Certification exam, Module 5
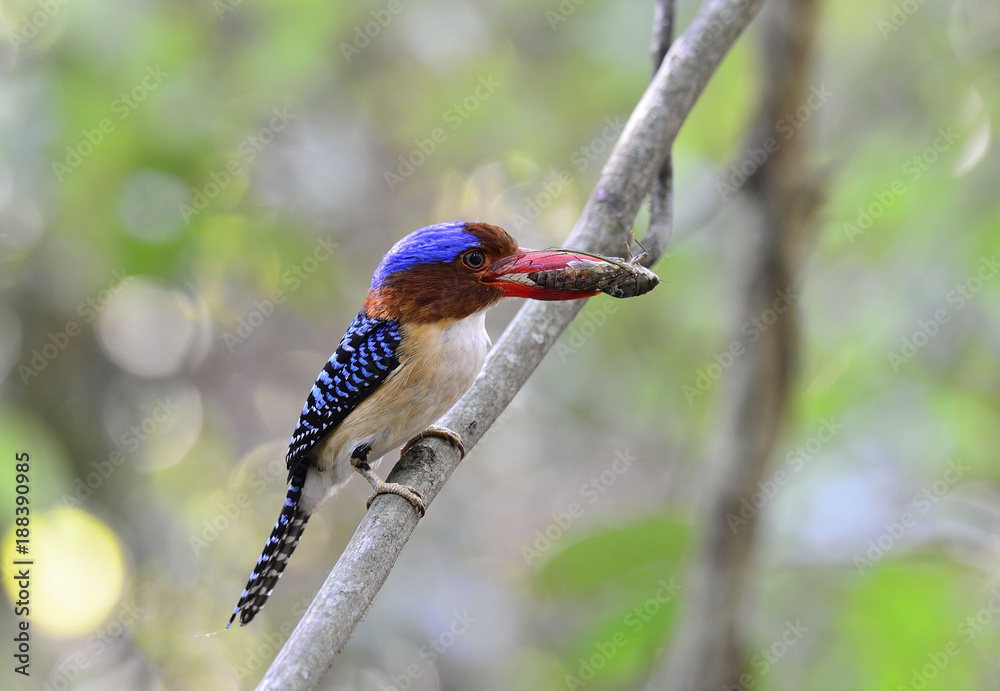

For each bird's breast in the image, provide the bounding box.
[316,311,491,473]
[395,311,493,409]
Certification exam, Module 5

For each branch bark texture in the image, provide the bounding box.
[651,0,822,689]
[256,1,764,688]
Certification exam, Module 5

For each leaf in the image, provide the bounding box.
[833,561,979,691]
[533,516,691,599]
[530,517,690,688]
[561,577,681,690]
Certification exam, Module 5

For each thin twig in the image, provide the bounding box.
[255,1,765,688]
[651,0,677,72]
[645,0,677,261]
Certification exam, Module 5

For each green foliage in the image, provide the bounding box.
[530,516,690,689]
[835,562,980,691]
[533,515,690,598]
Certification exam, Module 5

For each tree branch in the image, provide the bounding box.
[645,0,677,260]
[255,1,764,688]
[650,0,822,688]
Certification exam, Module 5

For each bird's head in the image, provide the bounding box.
[363,221,600,323]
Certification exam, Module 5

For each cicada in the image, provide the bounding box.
[493,247,659,299]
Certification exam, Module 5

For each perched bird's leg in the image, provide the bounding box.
[400,424,466,460]
[351,446,426,517]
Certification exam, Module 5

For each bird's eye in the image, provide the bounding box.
[461,250,487,270]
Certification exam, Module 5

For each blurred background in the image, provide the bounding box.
[1,0,999,689]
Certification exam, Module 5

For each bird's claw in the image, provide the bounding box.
[366,482,426,517]
[400,424,466,460]
[353,460,426,517]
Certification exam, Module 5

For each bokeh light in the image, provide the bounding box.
[97,280,199,379]
[2,507,126,638]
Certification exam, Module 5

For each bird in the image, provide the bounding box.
[228,221,604,627]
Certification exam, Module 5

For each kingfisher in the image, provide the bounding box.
[228,221,607,627]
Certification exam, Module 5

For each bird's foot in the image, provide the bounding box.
[400,424,466,460]
[353,462,426,517]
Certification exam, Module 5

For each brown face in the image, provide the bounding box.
[363,223,520,324]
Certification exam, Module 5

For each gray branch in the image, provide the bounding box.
[255,1,764,688]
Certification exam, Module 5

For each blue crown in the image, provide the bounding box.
[370,222,479,289]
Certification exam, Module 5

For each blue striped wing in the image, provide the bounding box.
[285,311,403,476]
[230,311,403,627]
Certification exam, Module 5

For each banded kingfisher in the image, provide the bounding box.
[228,221,607,627]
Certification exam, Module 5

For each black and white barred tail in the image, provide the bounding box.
[228,466,310,627]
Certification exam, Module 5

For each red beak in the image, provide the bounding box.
[481,248,605,300]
